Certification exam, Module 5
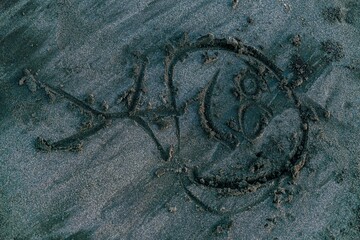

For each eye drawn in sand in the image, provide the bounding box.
[21,34,339,216]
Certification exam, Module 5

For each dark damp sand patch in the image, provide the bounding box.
[322,2,360,26]
[322,7,345,23]
[321,40,345,62]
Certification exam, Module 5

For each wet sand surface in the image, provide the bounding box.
[1,0,360,239]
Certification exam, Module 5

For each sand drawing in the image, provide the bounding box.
[21,34,338,216]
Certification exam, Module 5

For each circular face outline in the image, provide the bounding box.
[164,36,309,215]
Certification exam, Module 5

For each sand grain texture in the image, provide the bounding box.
[0,0,359,239]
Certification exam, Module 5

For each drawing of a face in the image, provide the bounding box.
[164,38,307,214]
[25,35,309,216]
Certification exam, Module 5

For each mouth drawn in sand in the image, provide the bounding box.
[20,34,340,215]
